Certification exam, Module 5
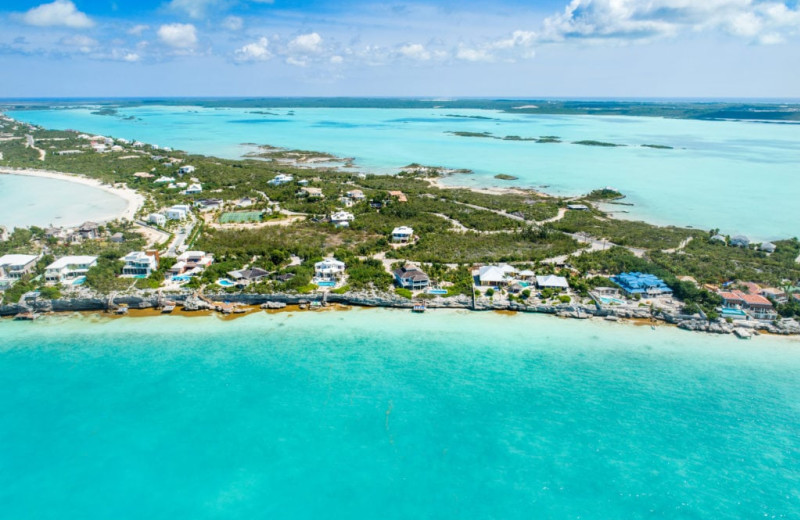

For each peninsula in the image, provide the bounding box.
[1,114,799,339]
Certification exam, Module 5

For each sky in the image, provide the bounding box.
[1,0,799,98]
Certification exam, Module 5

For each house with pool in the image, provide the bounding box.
[314,258,346,287]
[391,226,414,243]
[169,251,214,280]
[120,251,159,278]
[394,265,430,290]
[611,272,672,296]
[45,256,98,284]
[719,290,777,320]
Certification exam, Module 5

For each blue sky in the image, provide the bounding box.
[1,0,799,98]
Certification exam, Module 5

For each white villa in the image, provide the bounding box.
[0,254,38,289]
[154,176,175,184]
[268,174,294,186]
[149,213,167,226]
[177,165,196,175]
[330,211,355,227]
[338,196,354,208]
[166,204,191,221]
[298,187,324,199]
[536,274,569,290]
[120,251,158,278]
[391,226,414,243]
[170,251,214,278]
[45,256,98,284]
[314,258,346,282]
[477,264,517,286]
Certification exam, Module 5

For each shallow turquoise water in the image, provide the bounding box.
[1,309,799,519]
[0,174,128,229]
[8,106,800,239]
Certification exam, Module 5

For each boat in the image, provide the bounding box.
[114,305,129,315]
[161,304,175,313]
[412,302,426,313]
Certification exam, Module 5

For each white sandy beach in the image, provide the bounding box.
[0,167,144,223]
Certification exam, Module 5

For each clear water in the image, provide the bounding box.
[7,106,800,239]
[70,276,86,286]
[1,309,798,519]
[217,279,235,287]
[0,174,128,229]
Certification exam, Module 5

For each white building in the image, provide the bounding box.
[120,251,158,278]
[298,187,324,199]
[170,251,214,277]
[330,211,355,227]
[184,183,203,195]
[314,258,346,281]
[391,226,414,243]
[178,165,196,176]
[346,189,365,201]
[165,205,191,221]
[478,264,517,286]
[338,196,354,208]
[237,197,254,208]
[45,256,98,283]
[536,274,569,290]
[268,174,294,186]
[0,254,38,289]
[154,176,175,184]
[149,213,167,226]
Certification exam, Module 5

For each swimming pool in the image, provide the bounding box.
[71,276,86,286]
[217,279,236,287]
[427,289,448,295]
[722,308,747,318]
[316,281,336,287]
[171,275,192,282]
[599,296,625,305]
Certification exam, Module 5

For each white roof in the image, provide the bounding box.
[0,254,38,266]
[518,269,535,276]
[536,274,569,288]
[392,226,414,235]
[47,256,97,269]
[331,211,354,221]
[315,259,345,270]
[479,265,509,283]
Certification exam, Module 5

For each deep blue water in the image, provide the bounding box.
[1,310,799,519]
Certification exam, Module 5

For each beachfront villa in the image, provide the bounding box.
[0,254,38,289]
[760,287,787,303]
[536,274,570,290]
[394,265,430,290]
[477,264,517,286]
[227,268,270,284]
[346,189,366,201]
[177,165,195,176]
[149,213,167,227]
[120,251,159,278]
[330,211,355,227]
[45,256,98,284]
[391,226,414,243]
[154,176,175,184]
[268,174,294,186]
[169,251,214,278]
[719,290,777,320]
[184,183,203,195]
[166,204,191,221]
[314,258,346,282]
[612,272,673,296]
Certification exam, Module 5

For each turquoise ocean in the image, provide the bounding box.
[1,309,799,519]
[7,106,800,240]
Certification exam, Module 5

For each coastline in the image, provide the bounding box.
[0,167,144,223]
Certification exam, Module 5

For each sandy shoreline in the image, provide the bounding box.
[425,176,552,198]
[0,167,144,223]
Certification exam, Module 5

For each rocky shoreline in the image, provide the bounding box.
[3,291,799,338]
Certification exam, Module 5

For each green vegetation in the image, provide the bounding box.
[572,140,624,147]
[494,174,518,181]
[641,144,674,150]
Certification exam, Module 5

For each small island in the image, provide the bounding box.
[494,174,519,181]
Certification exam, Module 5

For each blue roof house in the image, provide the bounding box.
[611,272,673,296]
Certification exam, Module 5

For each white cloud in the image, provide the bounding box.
[456,47,493,62]
[167,0,218,19]
[398,43,431,61]
[235,37,272,62]
[61,34,97,53]
[288,32,323,54]
[286,56,308,67]
[330,55,344,64]
[127,24,149,36]
[539,0,800,45]
[222,16,243,31]
[22,0,94,29]
[122,53,141,62]
[158,23,198,49]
